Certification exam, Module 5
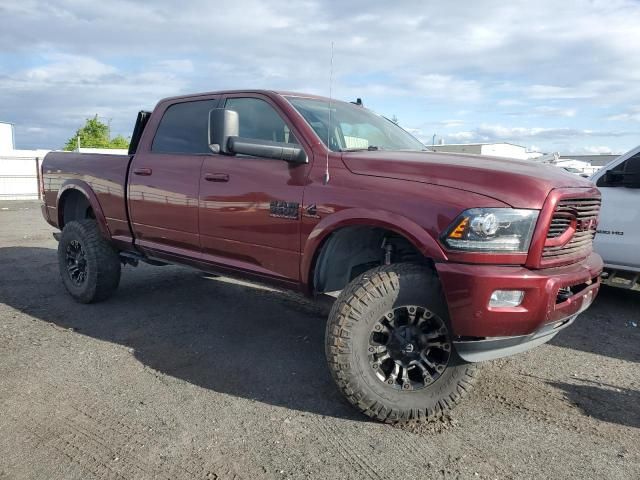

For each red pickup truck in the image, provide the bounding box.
[41,90,602,423]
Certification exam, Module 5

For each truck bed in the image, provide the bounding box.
[42,151,133,243]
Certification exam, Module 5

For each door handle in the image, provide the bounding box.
[204,173,230,182]
[133,167,153,176]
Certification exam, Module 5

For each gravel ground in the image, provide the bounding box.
[0,201,638,480]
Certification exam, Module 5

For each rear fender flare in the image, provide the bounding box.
[57,180,111,238]
[301,208,447,293]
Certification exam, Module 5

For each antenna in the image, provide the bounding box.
[323,41,334,185]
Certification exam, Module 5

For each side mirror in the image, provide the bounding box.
[209,108,307,163]
[209,108,239,154]
[228,137,308,164]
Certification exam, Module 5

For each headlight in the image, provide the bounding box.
[442,208,539,253]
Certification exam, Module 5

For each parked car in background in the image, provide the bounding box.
[40,90,603,423]
[562,166,590,178]
[591,146,640,291]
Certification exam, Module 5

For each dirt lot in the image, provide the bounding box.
[0,201,638,480]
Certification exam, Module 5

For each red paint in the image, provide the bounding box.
[526,186,600,269]
[437,252,602,337]
[41,89,603,340]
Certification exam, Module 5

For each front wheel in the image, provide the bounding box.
[325,263,479,423]
[57,220,121,303]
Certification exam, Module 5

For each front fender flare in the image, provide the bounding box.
[300,208,447,293]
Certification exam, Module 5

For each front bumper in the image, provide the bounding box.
[436,252,602,361]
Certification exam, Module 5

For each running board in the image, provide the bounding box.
[120,250,167,267]
[601,268,640,291]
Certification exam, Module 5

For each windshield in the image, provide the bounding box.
[286,96,426,152]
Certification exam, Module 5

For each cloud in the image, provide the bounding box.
[24,54,118,83]
[1,0,640,151]
[407,74,483,102]
[446,131,476,142]
[606,106,640,122]
[445,124,632,144]
[498,104,577,118]
[497,99,527,107]
[581,146,617,154]
[440,120,465,128]
[525,84,597,100]
[562,145,622,155]
[0,53,190,148]
[533,106,576,118]
[157,60,194,74]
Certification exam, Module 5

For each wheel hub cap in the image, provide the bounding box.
[368,305,451,391]
[65,240,87,286]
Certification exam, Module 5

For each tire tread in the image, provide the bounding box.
[325,263,480,424]
[58,220,121,303]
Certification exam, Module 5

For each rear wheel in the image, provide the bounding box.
[58,220,121,303]
[325,263,479,423]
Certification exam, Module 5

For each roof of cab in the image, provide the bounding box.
[157,89,333,105]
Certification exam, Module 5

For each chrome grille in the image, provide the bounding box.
[542,197,601,262]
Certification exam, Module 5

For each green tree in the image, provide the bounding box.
[63,115,129,151]
[109,135,130,149]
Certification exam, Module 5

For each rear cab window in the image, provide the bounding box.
[152,99,218,154]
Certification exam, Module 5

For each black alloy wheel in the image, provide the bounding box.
[368,305,451,391]
[325,263,480,423]
[65,239,88,286]
[57,220,121,303]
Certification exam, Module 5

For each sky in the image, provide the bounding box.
[1,0,640,154]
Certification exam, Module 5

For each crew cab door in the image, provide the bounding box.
[593,148,640,270]
[198,94,312,284]
[128,96,219,257]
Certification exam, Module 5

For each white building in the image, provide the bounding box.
[0,122,50,200]
[0,124,130,200]
[0,150,51,201]
[0,122,15,151]
[76,147,128,155]
[430,142,531,160]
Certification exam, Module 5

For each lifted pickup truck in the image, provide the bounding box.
[41,90,602,423]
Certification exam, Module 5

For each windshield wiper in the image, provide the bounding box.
[341,145,380,152]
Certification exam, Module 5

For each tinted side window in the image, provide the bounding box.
[225,97,298,144]
[596,152,640,187]
[152,99,218,154]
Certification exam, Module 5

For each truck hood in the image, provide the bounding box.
[341,150,594,209]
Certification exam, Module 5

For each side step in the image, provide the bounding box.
[119,251,143,267]
[53,232,164,267]
[120,251,167,267]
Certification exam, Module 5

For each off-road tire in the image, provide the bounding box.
[58,220,121,303]
[325,263,480,423]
